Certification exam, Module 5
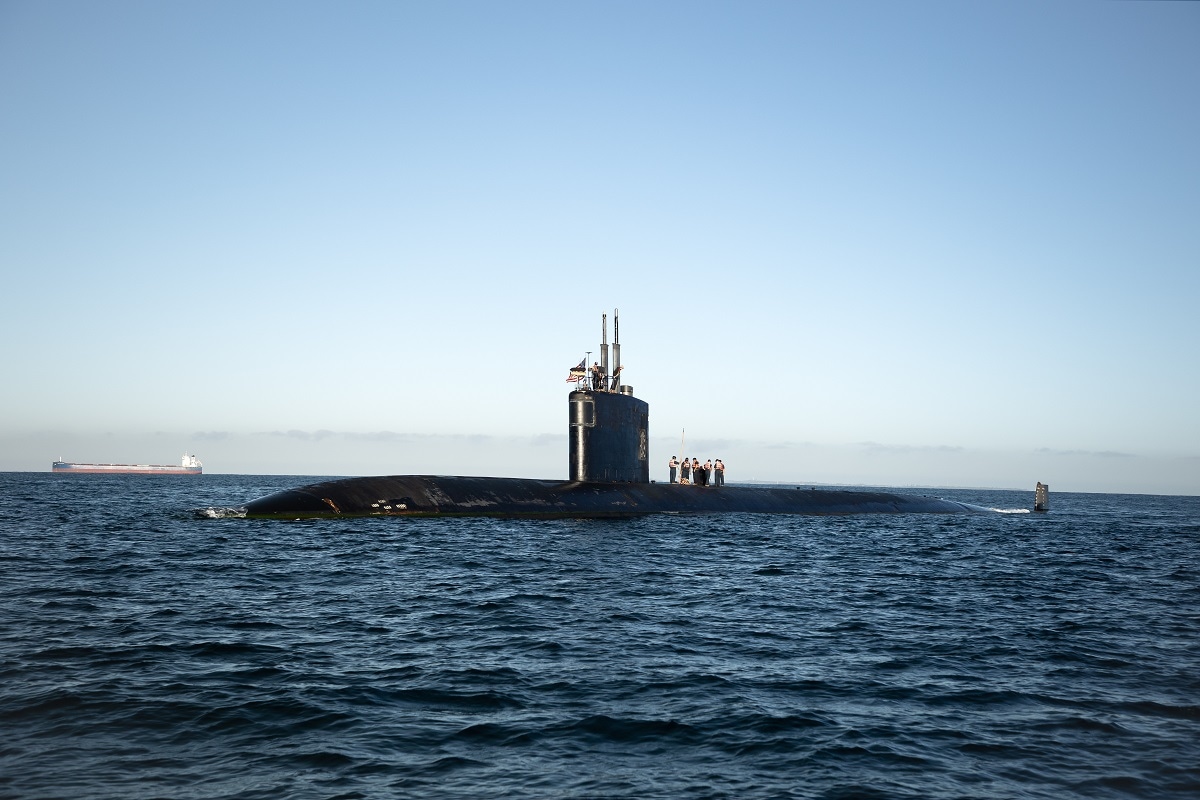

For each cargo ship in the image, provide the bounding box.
[52,453,203,475]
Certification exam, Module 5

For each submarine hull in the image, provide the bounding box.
[241,311,991,520]
[242,475,979,519]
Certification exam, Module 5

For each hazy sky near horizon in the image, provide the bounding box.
[2,1,1197,494]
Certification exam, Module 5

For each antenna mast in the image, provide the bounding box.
[612,308,621,391]
[600,312,609,391]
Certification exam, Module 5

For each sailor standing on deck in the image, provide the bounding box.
[668,456,679,484]
[714,459,725,486]
[680,457,691,485]
[703,459,713,487]
[590,362,604,391]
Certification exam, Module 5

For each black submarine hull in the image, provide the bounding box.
[242,475,981,519]
[242,312,999,520]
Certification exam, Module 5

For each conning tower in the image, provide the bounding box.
[568,309,650,483]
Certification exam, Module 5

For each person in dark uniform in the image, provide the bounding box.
[714,458,725,486]
[692,458,703,486]
[680,457,691,485]
[590,362,604,391]
[668,456,679,484]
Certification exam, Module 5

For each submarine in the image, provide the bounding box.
[244,310,983,519]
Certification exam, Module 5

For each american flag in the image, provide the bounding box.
[566,359,586,382]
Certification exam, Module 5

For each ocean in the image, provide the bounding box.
[1,472,1197,799]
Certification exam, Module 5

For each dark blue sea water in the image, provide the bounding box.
[1,473,1197,799]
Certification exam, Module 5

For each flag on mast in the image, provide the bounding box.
[566,359,586,382]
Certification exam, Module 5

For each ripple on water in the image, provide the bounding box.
[1,476,1198,799]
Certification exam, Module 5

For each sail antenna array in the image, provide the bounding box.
[600,313,609,390]
[1034,482,1049,512]
[612,308,621,391]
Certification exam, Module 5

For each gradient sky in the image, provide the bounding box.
[2,1,1197,494]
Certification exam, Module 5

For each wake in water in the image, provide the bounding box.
[194,506,247,519]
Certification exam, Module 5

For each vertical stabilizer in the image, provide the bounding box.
[1034,482,1049,512]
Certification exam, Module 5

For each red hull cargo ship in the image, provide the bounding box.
[52,453,203,475]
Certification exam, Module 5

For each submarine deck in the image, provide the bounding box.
[243,475,980,519]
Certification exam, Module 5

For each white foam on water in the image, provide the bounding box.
[195,506,247,519]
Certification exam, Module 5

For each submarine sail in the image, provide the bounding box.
[569,309,649,483]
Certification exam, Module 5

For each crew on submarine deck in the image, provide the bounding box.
[668,455,725,486]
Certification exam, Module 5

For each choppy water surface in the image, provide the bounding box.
[1,473,1197,799]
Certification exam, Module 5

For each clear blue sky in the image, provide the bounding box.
[2,1,1197,494]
